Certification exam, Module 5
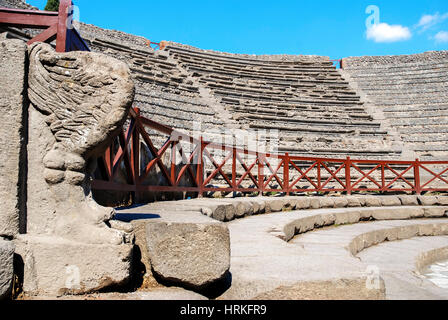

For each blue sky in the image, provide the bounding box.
[27,0,448,59]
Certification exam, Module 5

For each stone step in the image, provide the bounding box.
[383,104,448,113]
[248,122,387,136]
[181,57,340,77]
[392,117,448,126]
[348,71,448,82]
[241,113,380,128]
[345,62,448,74]
[167,45,333,68]
[229,106,371,120]
[385,110,448,119]
[186,65,350,86]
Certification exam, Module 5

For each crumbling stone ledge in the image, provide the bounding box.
[199,195,448,222]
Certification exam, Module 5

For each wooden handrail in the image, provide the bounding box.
[92,108,448,200]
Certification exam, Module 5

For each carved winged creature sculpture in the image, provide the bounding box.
[27,43,135,244]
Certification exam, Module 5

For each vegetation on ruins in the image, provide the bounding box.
[44,0,59,12]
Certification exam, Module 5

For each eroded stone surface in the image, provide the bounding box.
[0,238,14,300]
[14,235,133,296]
[0,38,27,237]
[146,222,230,290]
[26,42,135,245]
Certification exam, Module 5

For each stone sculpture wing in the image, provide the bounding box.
[27,42,134,157]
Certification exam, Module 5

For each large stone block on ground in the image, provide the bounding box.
[0,39,27,237]
[0,238,14,300]
[146,222,230,290]
[14,235,133,296]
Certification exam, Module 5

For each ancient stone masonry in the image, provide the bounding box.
[0,37,139,297]
[342,51,448,161]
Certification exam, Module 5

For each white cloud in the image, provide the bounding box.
[366,23,412,43]
[416,12,448,31]
[434,31,448,43]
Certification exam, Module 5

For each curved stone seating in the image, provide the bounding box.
[164,42,398,159]
[357,236,448,299]
[342,51,448,160]
[113,197,448,300]
[222,211,448,299]
[199,195,448,223]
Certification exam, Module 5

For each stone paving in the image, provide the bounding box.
[116,198,448,300]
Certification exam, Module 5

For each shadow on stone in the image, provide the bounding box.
[12,254,24,300]
[96,245,146,294]
[114,213,161,223]
[152,270,232,300]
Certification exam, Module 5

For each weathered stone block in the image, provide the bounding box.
[235,201,252,217]
[319,197,334,208]
[295,197,311,210]
[224,204,236,221]
[437,197,448,206]
[266,199,284,212]
[333,197,348,208]
[365,197,382,207]
[294,216,317,234]
[418,196,438,206]
[310,198,321,209]
[379,196,401,207]
[346,196,361,207]
[398,195,419,206]
[397,225,419,240]
[373,207,422,220]
[14,235,133,296]
[201,203,228,221]
[418,224,436,236]
[145,222,230,290]
[0,39,27,237]
[321,213,336,226]
[0,238,14,300]
[424,207,447,218]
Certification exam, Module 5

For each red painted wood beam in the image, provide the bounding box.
[56,0,71,52]
[0,10,58,28]
[27,23,57,45]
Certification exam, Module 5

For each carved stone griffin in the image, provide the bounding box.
[27,43,135,245]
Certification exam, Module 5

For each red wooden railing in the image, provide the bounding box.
[0,0,89,52]
[92,108,448,200]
